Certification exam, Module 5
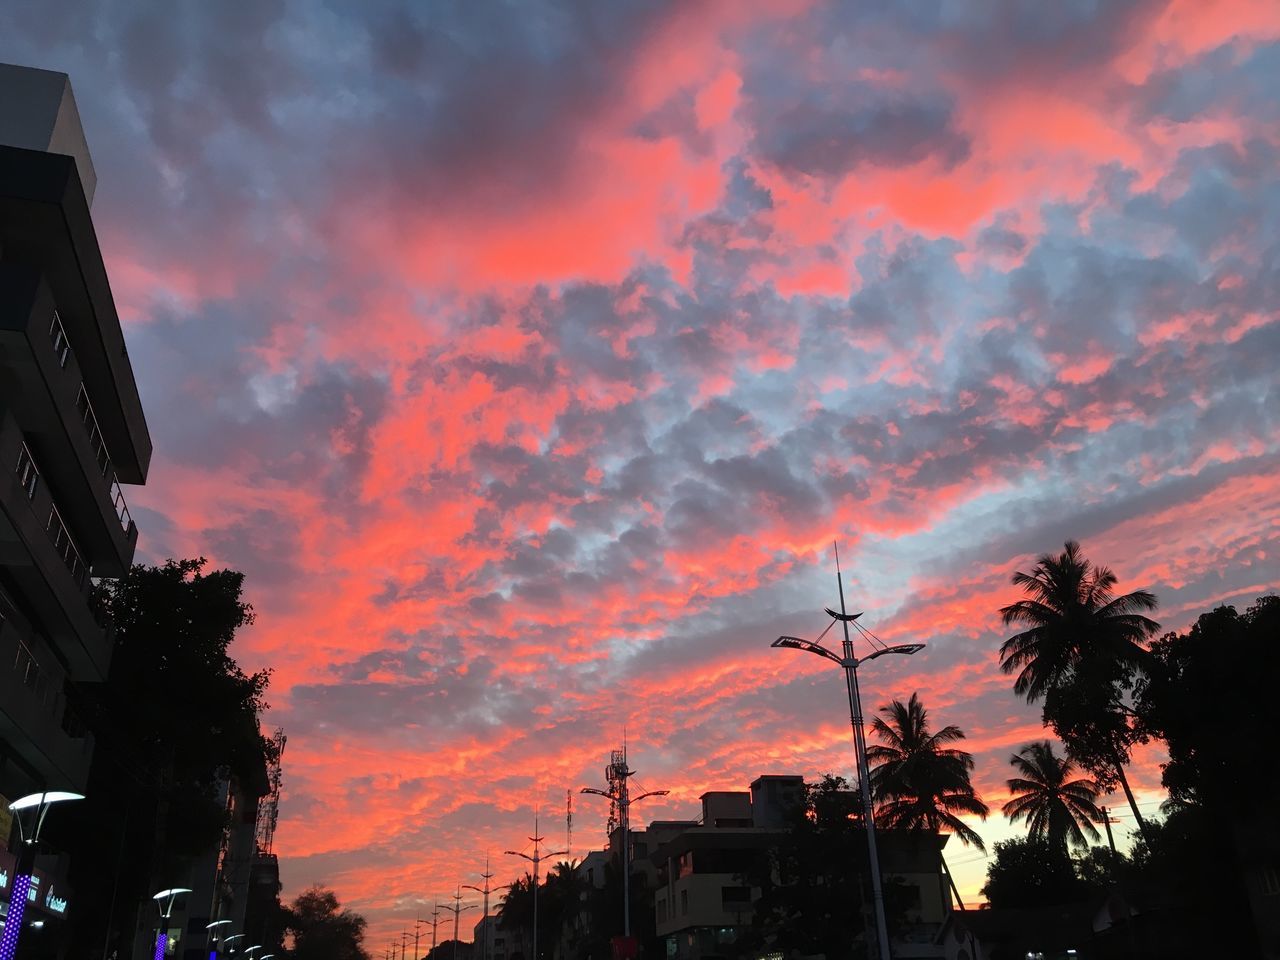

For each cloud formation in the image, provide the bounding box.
[3,0,1277,933]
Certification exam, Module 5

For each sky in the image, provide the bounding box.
[4,0,1280,943]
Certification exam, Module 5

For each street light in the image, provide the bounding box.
[505,812,566,960]
[580,753,668,939]
[152,888,194,960]
[439,888,477,960]
[0,792,83,960]
[771,553,924,960]
[206,919,233,960]
[222,934,246,955]
[463,858,509,960]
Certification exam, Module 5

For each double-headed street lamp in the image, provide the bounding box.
[771,554,924,960]
[580,758,667,939]
[0,792,83,960]
[463,859,509,960]
[505,813,565,960]
[440,889,477,960]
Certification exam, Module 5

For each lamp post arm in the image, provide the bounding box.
[629,790,669,805]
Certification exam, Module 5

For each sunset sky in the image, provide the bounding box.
[4,0,1279,943]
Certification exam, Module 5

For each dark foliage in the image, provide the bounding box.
[739,775,910,960]
[288,886,371,960]
[56,559,271,960]
[980,837,1085,908]
[1001,740,1102,851]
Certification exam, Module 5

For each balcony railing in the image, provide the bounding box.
[48,312,133,535]
[49,310,71,368]
[47,502,90,592]
[1,595,88,739]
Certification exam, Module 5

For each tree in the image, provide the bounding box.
[998,541,1158,833]
[1002,741,1103,851]
[867,693,989,850]
[980,838,1084,908]
[59,559,271,960]
[742,775,913,960]
[1135,596,1280,815]
[288,886,370,960]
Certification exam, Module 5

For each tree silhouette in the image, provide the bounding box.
[867,693,989,851]
[1001,740,1103,851]
[998,541,1158,833]
[288,885,370,960]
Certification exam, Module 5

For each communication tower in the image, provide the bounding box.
[255,727,287,856]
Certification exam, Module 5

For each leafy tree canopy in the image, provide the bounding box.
[980,838,1085,908]
[288,886,370,960]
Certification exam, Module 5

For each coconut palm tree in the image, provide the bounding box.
[1002,740,1104,851]
[998,540,1158,835]
[869,694,989,910]
[998,540,1158,701]
[868,693,989,848]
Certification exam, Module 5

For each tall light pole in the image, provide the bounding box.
[0,792,83,960]
[463,858,509,960]
[206,919,233,960]
[580,750,668,939]
[771,548,924,960]
[151,888,194,960]
[505,812,566,960]
[413,916,427,960]
[440,888,477,960]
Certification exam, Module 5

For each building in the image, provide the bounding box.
[649,775,953,960]
[0,61,151,953]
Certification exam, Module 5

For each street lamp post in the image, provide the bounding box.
[505,813,566,960]
[440,889,477,960]
[463,858,509,960]
[580,756,668,939]
[206,919,233,960]
[151,888,194,960]
[771,557,924,960]
[0,792,83,960]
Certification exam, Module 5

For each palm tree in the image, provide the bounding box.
[1002,740,1104,851]
[998,540,1158,834]
[998,540,1158,701]
[869,693,989,909]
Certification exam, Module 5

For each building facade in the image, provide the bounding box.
[0,61,151,954]
[649,775,954,960]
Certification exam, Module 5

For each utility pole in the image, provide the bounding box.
[1102,806,1118,855]
[505,811,567,960]
[414,915,427,960]
[581,746,669,938]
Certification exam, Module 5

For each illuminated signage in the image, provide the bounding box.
[0,869,7,890]
[44,887,68,915]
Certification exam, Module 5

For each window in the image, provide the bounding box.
[656,899,667,923]
[680,890,688,917]
[721,886,751,910]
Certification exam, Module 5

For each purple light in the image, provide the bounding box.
[0,874,32,960]
[154,930,166,960]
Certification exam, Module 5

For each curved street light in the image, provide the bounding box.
[152,888,193,960]
[771,553,924,960]
[0,793,84,960]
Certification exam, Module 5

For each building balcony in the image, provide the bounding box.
[0,409,114,682]
[0,599,93,791]
[0,262,138,576]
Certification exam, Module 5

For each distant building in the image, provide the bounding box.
[647,775,953,960]
[0,60,151,954]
